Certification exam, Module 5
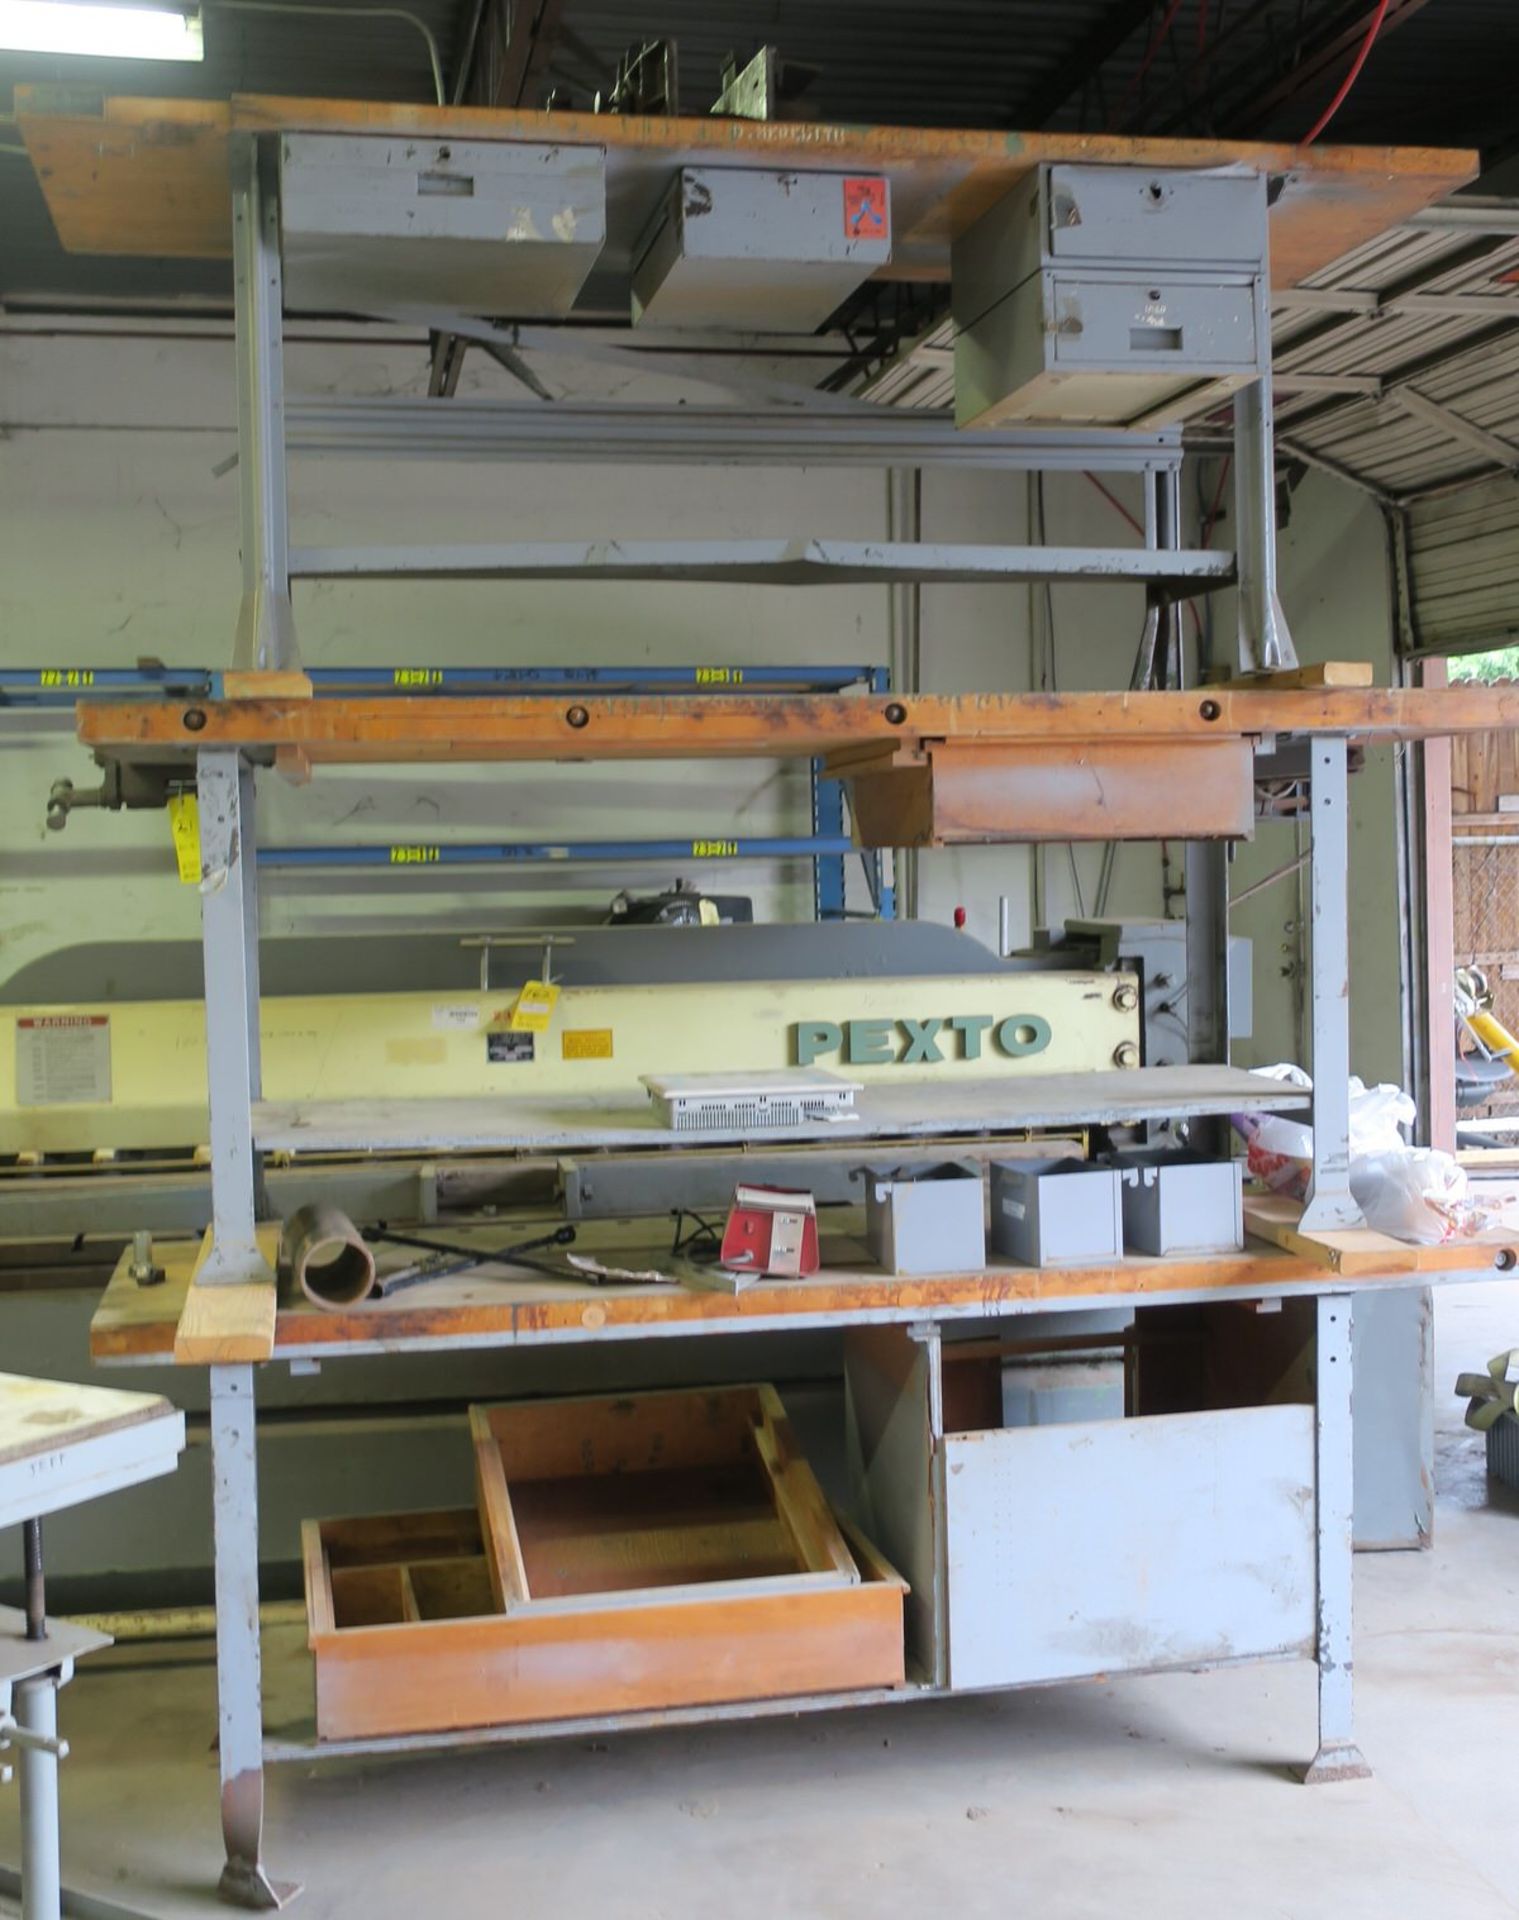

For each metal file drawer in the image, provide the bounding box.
[1043,164,1268,267]
[1048,276,1259,370]
[279,133,607,317]
[631,166,892,332]
[943,1406,1317,1689]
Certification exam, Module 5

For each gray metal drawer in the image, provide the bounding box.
[943,1405,1317,1690]
[1049,276,1259,371]
[279,133,607,317]
[1045,164,1267,267]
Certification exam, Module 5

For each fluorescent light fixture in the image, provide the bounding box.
[0,0,204,59]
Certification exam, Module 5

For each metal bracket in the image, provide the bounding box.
[1301,739,1365,1232]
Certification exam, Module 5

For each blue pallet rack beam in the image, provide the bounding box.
[259,836,858,870]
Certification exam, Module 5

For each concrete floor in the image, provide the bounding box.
[4,1284,1519,1920]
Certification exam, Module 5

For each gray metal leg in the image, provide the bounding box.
[197,751,275,1287]
[16,1677,60,1920]
[231,134,296,674]
[1301,1291,1371,1783]
[211,1367,298,1909]
[1301,737,1366,1231]
[1233,296,1298,675]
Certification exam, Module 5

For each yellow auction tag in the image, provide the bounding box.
[508,979,560,1033]
[167,792,201,884]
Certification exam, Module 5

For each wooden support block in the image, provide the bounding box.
[173,1224,281,1364]
[223,670,314,700]
[1220,662,1375,691]
[1243,1196,1420,1276]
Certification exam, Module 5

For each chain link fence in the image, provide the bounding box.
[1454,837,1519,1116]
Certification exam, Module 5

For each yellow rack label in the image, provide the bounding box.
[691,839,738,858]
[40,669,95,688]
[389,845,440,864]
[562,1028,614,1060]
[695,667,742,686]
[508,979,561,1034]
[393,668,443,688]
[167,792,201,884]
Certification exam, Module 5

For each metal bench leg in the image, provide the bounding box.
[211,1366,300,1909]
[1301,1291,1371,1783]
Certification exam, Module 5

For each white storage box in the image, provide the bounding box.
[865,1162,985,1276]
[1109,1151,1244,1256]
[990,1157,1123,1268]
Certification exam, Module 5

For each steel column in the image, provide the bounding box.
[1301,738,1365,1231]
[197,751,275,1286]
[1233,274,1298,673]
[211,1366,296,1909]
[1301,1292,1371,1783]
[231,135,296,674]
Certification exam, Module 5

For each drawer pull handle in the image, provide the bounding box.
[1131,326,1183,352]
[418,171,475,198]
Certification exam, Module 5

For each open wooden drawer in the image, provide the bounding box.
[303,1385,907,1741]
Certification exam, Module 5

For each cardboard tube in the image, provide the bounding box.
[283,1202,377,1308]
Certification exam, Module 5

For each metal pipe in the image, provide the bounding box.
[23,1518,44,1641]
[17,1677,61,1920]
[282,1202,377,1308]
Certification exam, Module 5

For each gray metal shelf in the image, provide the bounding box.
[287,539,1235,589]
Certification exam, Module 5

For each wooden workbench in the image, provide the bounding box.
[90,1201,1519,1368]
[15,89,1475,290]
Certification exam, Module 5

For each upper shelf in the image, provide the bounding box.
[14,88,1476,293]
[286,540,1235,590]
[251,1067,1309,1156]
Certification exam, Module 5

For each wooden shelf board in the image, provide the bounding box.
[77,686,1519,770]
[1242,1192,1519,1275]
[14,88,1475,291]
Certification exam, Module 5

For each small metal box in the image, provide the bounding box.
[990,1157,1123,1268]
[1109,1151,1245,1256]
[953,163,1268,429]
[632,167,891,332]
[279,134,607,318]
[865,1162,985,1276]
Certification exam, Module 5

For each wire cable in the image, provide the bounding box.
[212,0,446,106]
[1301,0,1392,144]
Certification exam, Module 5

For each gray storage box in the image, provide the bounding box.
[865,1161,985,1276]
[990,1157,1123,1268]
[279,134,607,317]
[953,163,1268,429]
[632,166,891,332]
[1109,1151,1244,1256]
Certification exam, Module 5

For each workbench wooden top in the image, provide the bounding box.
[77,685,1519,770]
[89,1203,1519,1368]
[15,88,1474,291]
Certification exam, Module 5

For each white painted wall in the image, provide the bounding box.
[0,323,1174,979]
[1228,469,1406,1087]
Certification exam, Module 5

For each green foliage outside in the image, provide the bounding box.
[1450,646,1519,683]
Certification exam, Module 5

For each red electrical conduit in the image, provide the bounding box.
[1301,0,1393,143]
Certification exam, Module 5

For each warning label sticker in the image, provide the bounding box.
[843,176,888,240]
[561,1029,614,1060]
[16,1015,112,1106]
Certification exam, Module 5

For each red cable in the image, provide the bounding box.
[1107,0,1185,131]
[1301,0,1392,144]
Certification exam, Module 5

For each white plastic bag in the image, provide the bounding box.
[1233,1066,1486,1243]
[1350,1148,1481,1247]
